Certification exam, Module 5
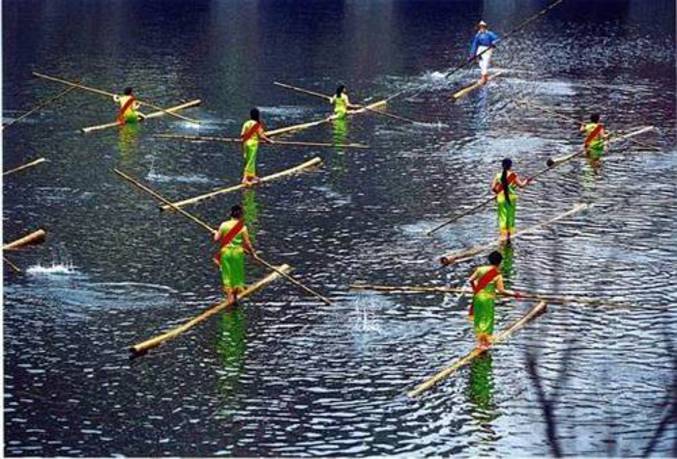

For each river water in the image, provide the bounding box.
[3,0,676,456]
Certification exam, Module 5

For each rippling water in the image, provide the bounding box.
[3,0,676,456]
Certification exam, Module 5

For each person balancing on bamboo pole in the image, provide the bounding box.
[468,251,520,351]
[492,158,531,243]
[213,204,255,304]
[241,108,274,186]
[329,85,360,118]
[469,20,500,85]
[580,113,608,161]
[113,87,146,124]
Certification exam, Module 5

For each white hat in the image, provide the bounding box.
[478,20,488,27]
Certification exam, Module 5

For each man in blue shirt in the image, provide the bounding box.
[469,20,500,85]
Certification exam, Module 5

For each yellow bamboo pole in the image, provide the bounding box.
[3,229,46,250]
[3,158,47,176]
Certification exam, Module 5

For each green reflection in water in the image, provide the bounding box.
[500,243,515,289]
[467,352,499,448]
[117,122,140,159]
[329,117,348,181]
[242,189,260,244]
[215,307,247,397]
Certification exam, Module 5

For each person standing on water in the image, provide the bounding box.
[329,85,360,118]
[580,113,608,160]
[241,108,274,185]
[213,205,255,304]
[113,87,145,124]
[469,20,500,85]
[468,251,519,350]
[491,158,530,242]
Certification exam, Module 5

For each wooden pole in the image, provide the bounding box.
[451,71,505,101]
[81,99,201,133]
[407,301,547,397]
[154,133,368,149]
[3,158,47,176]
[130,265,291,355]
[159,157,323,211]
[3,229,47,250]
[427,195,494,235]
[32,72,200,124]
[3,257,22,273]
[2,86,77,130]
[350,284,631,307]
[114,168,333,305]
[439,203,588,266]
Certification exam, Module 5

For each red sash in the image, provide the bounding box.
[117,96,136,124]
[492,172,517,194]
[212,219,244,265]
[472,266,499,294]
[241,122,263,143]
[584,123,604,148]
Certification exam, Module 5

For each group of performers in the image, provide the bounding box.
[110,20,611,345]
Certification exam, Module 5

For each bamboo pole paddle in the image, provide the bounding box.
[113,169,334,305]
[407,301,547,397]
[427,195,494,235]
[273,80,422,124]
[154,133,369,149]
[3,257,22,273]
[32,72,200,125]
[350,284,632,307]
[2,85,77,130]
[3,229,47,251]
[3,158,47,176]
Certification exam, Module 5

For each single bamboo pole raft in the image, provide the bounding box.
[265,99,387,137]
[32,72,199,124]
[160,157,323,211]
[408,301,547,397]
[130,264,291,355]
[451,70,506,101]
[440,203,589,266]
[350,283,631,307]
[154,133,368,149]
[3,158,47,176]
[81,99,201,133]
[3,229,47,250]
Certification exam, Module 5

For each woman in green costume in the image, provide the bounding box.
[213,205,255,304]
[491,158,530,242]
[329,85,359,118]
[468,251,518,350]
[579,113,607,160]
[240,108,274,185]
[113,87,145,124]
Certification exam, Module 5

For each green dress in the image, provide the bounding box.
[241,120,260,179]
[472,265,499,336]
[494,172,518,236]
[115,95,140,123]
[583,122,605,159]
[218,219,246,289]
[330,93,349,117]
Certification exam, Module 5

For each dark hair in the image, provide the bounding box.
[488,250,503,266]
[590,113,600,123]
[501,158,513,206]
[231,204,243,219]
[250,108,260,122]
[124,87,133,96]
[336,85,345,98]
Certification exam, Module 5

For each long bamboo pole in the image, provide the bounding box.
[2,85,78,131]
[32,72,199,124]
[130,265,291,355]
[3,158,47,176]
[3,257,22,273]
[159,157,323,211]
[81,99,201,133]
[407,301,547,397]
[350,284,631,307]
[3,229,47,251]
[439,203,588,266]
[154,133,368,149]
[113,168,333,305]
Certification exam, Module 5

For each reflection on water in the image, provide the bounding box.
[216,307,247,396]
[117,122,141,158]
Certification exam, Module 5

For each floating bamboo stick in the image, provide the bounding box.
[3,229,46,251]
[81,99,201,133]
[439,203,588,266]
[3,158,47,176]
[32,72,200,124]
[407,301,547,397]
[451,70,505,101]
[2,85,77,131]
[130,265,291,355]
[154,133,368,149]
[3,257,22,273]
[159,157,323,211]
[350,283,631,307]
